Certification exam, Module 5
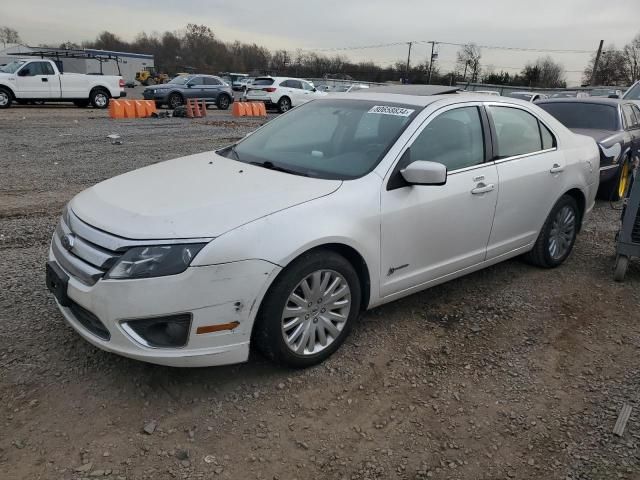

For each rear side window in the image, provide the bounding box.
[488,106,548,158]
[540,123,555,149]
[204,77,222,85]
[624,82,640,100]
[410,106,485,171]
[281,79,303,89]
[633,105,640,126]
[252,78,274,86]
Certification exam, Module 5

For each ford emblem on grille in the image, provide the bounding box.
[61,233,76,251]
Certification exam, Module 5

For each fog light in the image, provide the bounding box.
[121,314,191,348]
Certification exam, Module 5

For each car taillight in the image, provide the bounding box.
[263,87,276,92]
[119,79,125,88]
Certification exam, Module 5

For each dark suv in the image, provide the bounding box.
[143,75,234,110]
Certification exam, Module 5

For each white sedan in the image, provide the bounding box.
[47,93,599,368]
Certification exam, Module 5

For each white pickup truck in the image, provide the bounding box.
[0,58,126,109]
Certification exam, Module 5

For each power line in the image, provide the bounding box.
[307,39,595,54]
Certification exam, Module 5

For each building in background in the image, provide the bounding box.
[0,45,154,83]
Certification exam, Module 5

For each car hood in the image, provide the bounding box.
[569,128,620,144]
[70,152,342,239]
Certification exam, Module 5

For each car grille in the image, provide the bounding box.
[69,301,111,341]
[51,210,124,286]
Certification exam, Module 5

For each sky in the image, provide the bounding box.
[2,0,639,85]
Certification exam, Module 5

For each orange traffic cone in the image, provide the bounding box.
[200,99,207,117]
[108,100,125,119]
[232,102,245,117]
[257,102,267,116]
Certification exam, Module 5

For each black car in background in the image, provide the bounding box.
[537,98,640,200]
[143,74,234,110]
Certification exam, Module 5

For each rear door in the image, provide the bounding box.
[282,79,304,105]
[15,61,53,98]
[485,104,565,259]
[202,76,223,101]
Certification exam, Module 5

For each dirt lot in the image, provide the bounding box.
[1,104,639,480]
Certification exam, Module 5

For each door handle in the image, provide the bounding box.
[471,183,495,195]
[550,164,564,174]
[41,78,48,82]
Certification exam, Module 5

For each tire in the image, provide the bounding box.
[602,159,631,201]
[277,96,291,113]
[613,255,629,282]
[216,94,231,110]
[253,250,361,368]
[73,99,89,108]
[524,194,579,268]
[168,92,183,109]
[89,88,110,109]
[0,88,12,109]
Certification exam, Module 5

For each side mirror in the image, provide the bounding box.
[312,87,317,92]
[186,83,193,88]
[18,68,29,77]
[401,160,447,186]
[608,94,619,99]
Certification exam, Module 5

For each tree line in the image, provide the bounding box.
[3,24,640,87]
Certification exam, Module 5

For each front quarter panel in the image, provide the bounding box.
[192,174,383,307]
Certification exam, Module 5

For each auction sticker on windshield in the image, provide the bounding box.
[368,105,415,116]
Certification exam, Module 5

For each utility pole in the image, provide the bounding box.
[405,41,413,84]
[427,41,437,84]
[590,39,604,86]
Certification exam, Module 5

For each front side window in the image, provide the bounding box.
[622,104,638,129]
[409,106,485,171]
[302,81,314,91]
[223,99,418,180]
[19,62,48,76]
[489,106,546,158]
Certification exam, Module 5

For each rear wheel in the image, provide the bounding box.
[0,88,12,109]
[253,250,361,368]
[524,194,579,268]
[277,96,291,113]
[216,94,231,110]
[89,88,110,109]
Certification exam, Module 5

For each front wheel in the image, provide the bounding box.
[524,194,579,268]
[277,96,291,113]
[0,88,12,109]
[253,250,361,368]
[613,255,629,282]
[89,89,110,109]
[168,92,183,109]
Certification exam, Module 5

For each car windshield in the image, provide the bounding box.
[623,82,640,100]
[220,99,419,180]
[168,76,191,85]
[538,102,619,130]
[0,60,26,73]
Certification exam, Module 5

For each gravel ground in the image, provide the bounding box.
[1,104,639,480]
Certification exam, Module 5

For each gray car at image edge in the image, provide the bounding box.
[143,74,234,110]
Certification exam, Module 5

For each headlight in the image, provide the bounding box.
[148,89,156,94]
[106,243,206,279]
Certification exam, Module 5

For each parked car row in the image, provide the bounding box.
[143,74,234,110]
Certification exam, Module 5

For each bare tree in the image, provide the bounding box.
[0,26,21,47]
[456,44,481,82]
[521,56,566,88]
[623,34,640,84]
[583,45,629,86]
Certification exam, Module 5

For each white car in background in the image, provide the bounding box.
[244,76,326,112]
[509,91,549,103]
[47,93,599,368]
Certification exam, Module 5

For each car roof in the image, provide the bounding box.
[328,91,536,108]
[536,98,623,107]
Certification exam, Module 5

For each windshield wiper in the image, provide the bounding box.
[249,161,308,177]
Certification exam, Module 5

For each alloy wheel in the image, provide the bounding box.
[548,205,576,260]
[281,269,351,356]
[94,93,108,108]
[0,92,8,106]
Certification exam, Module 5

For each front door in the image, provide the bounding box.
[16,61,53,98]
[380,104,498,297]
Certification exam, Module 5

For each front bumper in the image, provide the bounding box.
[48,249,281,367]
